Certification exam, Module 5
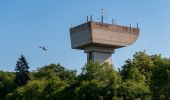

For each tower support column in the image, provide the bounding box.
[84,45,114,64]
[87,51,112,64]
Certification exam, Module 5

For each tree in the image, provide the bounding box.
[0,71,15,98]
[120,51,169,84]
[2,51,170,99]
[151,64,170,100]
[75,80,104,100]
[120,51,154,83]
[6,79,47,100]
[6,77,68,100]
[14,55,30,87]
[77,61,121,99]
[34,64,76,84]
[43,77,68,99]
[120,51,170,99]
[79,61,121,85]
[119,67,150,100]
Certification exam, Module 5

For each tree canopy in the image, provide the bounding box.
[14,55,30,87]
[0,51,170,100]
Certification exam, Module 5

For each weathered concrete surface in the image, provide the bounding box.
[87,52,112,64]
[70,21,139,49]
[70,21,140,64]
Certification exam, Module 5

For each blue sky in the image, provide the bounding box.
[0,0,170,72]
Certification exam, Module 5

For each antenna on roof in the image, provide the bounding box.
[112,19,114,25]
[115,19,117,25]
[87,16,89,22]
[130,24,132,31]
[90,15,93,21]
[101,8,104,23]
[100,8,107,23]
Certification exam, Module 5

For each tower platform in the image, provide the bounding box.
[70,21,139,64]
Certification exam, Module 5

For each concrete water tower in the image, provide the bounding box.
[70,15,139,64]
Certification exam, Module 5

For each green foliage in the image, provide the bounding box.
[6,77,67,100]
[43,77,68,99]
[120,51,170,84]
[6,78,47,100]
[33,64,76,84]
[15,55,30,87]
[119,67,150,99]
[15,55,29,73]
[151,64,170,100]
[77,61,121,100]
[121,51,154,82]
[80,61,121,85]
[1,51,170,100]
[0,71,15,98]
[75,80,104,100]
[120,51,170,99]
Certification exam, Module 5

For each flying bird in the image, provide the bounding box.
[39,46,47,51]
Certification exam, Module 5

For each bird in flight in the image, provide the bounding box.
[39,46,47,51]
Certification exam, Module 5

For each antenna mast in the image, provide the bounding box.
[100,8,107,23]
[101,8,104,23]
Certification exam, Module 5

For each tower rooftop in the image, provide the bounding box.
[70,21,139,50]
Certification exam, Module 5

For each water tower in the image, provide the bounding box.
[70,15,139,64]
